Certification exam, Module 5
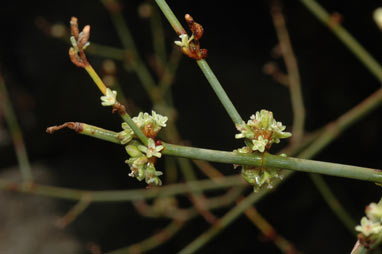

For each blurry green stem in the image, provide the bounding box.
[310,174,357,235]
[0,174,244,202]
[101,0,157,100]
[179,190,270,254]
[300,0,382,81]
[0,74,33,183]
[271,1,305,143]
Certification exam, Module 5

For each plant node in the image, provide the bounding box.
[174,14,207,60]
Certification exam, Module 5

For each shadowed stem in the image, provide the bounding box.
[108,220,186,254]
[0,74,33,183]
[0,174,244,202]
[310,174,357,235]
[270,1,305,143]
[300,0,382,82]
[271,1,356,236]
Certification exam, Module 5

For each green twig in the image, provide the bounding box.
[300,0,382,82]
[270,1,305,143]
[178,189,274,254]
[108,220,185,254]
[0,74,33,183]
[310,174,357,235]
[101,0,158,100]
[0,174,244,202]
[154,0,186,35]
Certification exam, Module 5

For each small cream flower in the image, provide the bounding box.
[366,202,382,222]
[252,135,268,152]
[138,138,164,158]
[374,8,382,30]
[356,217,382,237]
[174,34,194,48]
[100,88,117,106]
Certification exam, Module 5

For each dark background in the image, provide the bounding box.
[1,0,382,253]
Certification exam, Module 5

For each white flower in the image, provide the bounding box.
[119,123,134,144]
[366,202,382,222]
[235,122,254,139]
[252,135,268,153]
[355,217,382,237]
[138,138,164,158]
[374,8,382,30]
[151,110,168,128]
[174,34,193,48]
[100,88,117,106]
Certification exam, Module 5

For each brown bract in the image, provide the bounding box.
[46,122,83,134]
[181,14,208,60]
[68,17,91,68]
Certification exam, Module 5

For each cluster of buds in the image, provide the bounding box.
[235,109,291,152]
[174,14,207,60]
[234,110,291,191]
[118,111,168,186]
[125,140,164,186]
[235,147,286,192]
[355,200,382,247]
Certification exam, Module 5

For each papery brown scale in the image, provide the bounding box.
[70,17,79,39]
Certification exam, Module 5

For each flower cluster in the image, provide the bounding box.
[100,88,117,107]
[125,140,163,186]
[235,147,285,192]
[118,111,168,186]
[235,109,291,152]
[356,200,382,243]
[234,110,291,192]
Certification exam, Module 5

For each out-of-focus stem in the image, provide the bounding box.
[101,0,158,101]
[0,174,244,202]
[310,174,357,235]
[300,0,382,82]
[271,1,305,143]
[56,193,91,228]
[108,219,185,254]
[0,74,33,183]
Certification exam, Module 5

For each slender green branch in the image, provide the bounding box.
[47,121,382,183]
[0,174,244,202]
[310,174,357,235]
[154,0,186,35]
[299,89,382,159]
[196,60,244,124]
[163,143,382,183]
[270,1,305,143]
[108,220,185,254]
[0,74,33,183]
[150,4,168,66]
[178,189,272,254]
[101,0,158,100]
[300,0,382,82]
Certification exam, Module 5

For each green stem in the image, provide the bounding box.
[310,174,357,235]
[271,2,305,143]
[120,112,148,146]
[299,89,382,159]
[101,0,158,100]
[154,0,186,35]
[80,123,121,144]
[196,60,244,124]
[109,220,185,254]
[0,74,33,183]
[0,174,243,202]
[178,190,271,254]
[163,143,382,183]
[300,0,382,81]
[56,122,382,184]
[150,4,168,65]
